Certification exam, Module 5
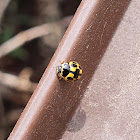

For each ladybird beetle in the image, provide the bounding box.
[56,61,82,81]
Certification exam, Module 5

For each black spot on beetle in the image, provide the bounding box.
[79,66,81,69]
[74,69,80,78]
[71,64,77,67]
[67,77,73,80]
[62,69,69,77]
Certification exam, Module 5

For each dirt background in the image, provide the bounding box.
[0,0,81,139]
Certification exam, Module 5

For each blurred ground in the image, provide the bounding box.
[0,0,81,139]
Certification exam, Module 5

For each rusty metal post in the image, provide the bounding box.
[8,0,131,139]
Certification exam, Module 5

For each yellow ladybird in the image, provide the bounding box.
[56,61,82,81]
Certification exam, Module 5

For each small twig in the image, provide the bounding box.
[0,16,73,58]
[0,71,37,92]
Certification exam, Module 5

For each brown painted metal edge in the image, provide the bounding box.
[8,0,131,139]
